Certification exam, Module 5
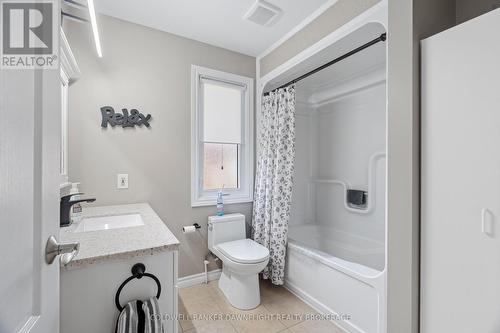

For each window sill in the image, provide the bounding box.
[191,196,254,207]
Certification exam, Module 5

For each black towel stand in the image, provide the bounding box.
[115,263,162,311]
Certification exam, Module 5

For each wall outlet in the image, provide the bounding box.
[117,174,129,189]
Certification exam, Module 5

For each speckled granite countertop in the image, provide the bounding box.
[60,203,179,269]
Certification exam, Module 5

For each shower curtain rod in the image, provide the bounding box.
[263,33,387,95]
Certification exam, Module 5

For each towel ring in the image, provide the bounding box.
[115,263,162,311]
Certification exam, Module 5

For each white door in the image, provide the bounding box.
[0,17,62,333]
[421,9,500,333]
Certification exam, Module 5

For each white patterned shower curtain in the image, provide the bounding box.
[252,85,296,285]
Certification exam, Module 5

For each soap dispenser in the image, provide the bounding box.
[69,182,83,223]
[216,186,230,216]
[216,189,225,216]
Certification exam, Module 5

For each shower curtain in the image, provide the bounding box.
[252,85,296,285]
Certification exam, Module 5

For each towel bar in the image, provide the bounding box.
[115,263,162,311]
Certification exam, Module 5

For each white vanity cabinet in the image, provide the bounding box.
[60,203,179,333]
[61,251,178,333]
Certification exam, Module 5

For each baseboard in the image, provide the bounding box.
[284,280,349,333]
[177,269,221,288]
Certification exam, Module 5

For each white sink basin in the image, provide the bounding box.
[74,213,144,233]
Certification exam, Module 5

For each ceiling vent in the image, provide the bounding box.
[244,0,283,27]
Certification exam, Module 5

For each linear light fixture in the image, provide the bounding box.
[87,0,102,57]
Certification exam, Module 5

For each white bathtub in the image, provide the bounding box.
[285,225,386,333]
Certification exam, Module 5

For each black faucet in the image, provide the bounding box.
[60,193,96,227]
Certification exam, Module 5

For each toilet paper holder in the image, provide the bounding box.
[182,223,202,233]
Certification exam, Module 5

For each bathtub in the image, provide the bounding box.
[285,224,386,333]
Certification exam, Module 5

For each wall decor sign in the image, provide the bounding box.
[100,106,152,128]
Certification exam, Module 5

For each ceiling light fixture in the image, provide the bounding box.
[87,0,102,57]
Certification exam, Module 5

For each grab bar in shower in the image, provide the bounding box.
[309,152,386,215]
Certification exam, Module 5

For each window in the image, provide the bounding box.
[191,66,254,206]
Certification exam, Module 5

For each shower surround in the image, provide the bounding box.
[260,22,387,333]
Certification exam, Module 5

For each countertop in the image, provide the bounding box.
[59,203,179,269]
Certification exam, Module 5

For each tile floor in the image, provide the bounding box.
[178,279,344,333]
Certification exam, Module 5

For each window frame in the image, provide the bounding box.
[191,65,254,207]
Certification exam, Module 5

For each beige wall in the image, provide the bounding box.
[63,15,255,278]
[456,0,499,23]
[259,0,381,77]
[417,0,456,39]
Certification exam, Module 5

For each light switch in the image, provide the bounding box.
[117,174,129,189]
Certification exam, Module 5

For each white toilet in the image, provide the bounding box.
[208,213,269,310]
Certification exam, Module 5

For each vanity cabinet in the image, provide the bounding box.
[60,203,179,333]
[61,251,178,333]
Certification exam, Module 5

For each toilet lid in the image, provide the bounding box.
[216,239,269,264]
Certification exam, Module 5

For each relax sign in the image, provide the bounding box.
[100,106,152,128]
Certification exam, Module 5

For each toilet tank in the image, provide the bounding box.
[208,213,246,251]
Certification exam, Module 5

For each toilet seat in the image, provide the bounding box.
[216,239,269,264]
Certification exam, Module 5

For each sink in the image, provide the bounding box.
[74,213,144,233]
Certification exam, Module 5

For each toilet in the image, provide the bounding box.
[208,213,269,310]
